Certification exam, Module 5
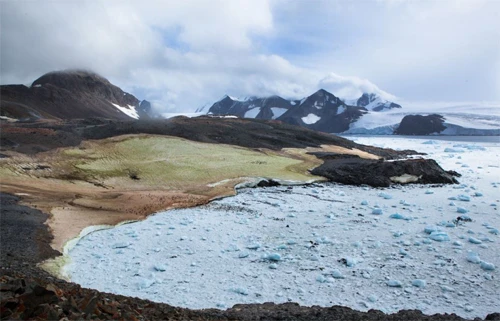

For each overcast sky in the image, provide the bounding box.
[1,0,499,112]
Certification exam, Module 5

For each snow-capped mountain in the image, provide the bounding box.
[0,70,155,121]
[208,95,300,120]
[206,89,398,133]
[353,93,402,111]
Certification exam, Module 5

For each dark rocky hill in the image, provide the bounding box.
[395,114,447,135]
[0,70,154,121]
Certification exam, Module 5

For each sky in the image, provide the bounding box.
[1,0,499,113]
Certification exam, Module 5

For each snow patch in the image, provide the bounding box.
[301,113,321,125]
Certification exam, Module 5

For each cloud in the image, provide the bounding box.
[318,73,397,101]
[1,0,498,113]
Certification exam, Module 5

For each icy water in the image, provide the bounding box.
[67,137,500,318]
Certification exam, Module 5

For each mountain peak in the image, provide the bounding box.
[32,69,110,88]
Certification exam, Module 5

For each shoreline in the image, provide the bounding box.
[41,176,327,282]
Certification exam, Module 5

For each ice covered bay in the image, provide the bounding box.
[67,136,500,318]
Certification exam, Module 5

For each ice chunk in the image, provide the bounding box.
[316,275,327,283]
[469,237,482,244]
[269,263,278,269]
[466,252,481,264]
[425,190,434,195]
[458,195,471,202]
[372,208,383,215]
[387,280,403,287]
[457,207,468,214]
[480,261,495,271]
[238,252,250,258]
[331,269,345,279]
[361,200,368,205]
[444,148,465,153]
[378,192,393,199]
[246,243,261,250]
[389,213,411,220]
[231,287,249,295]
[412,279,426,288]
[474,192,483,197]
[489,228,499,235]
[154,264,167,272]
[429,231,450,242]
[424,225,440,234]
[267,253,282,261]
[112,242,130,249]
[137,278,155,290]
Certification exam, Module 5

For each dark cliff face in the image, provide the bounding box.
[0,70,148,120]
[395,114,446,135]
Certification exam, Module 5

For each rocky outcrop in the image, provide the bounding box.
[311,157,460,187]
[395,114,446,135]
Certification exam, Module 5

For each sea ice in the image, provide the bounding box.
[372,208,383,215]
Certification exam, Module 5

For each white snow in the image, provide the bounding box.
[67,136,500,319]
[337,105,346,115]
[163,112,205,118]
[301,113,321,125]
[111,102,139,119]
[270,107,288,119]
[346,101,500,134]
[244,107,261,118]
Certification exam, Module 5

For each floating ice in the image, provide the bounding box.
[429,231,450,242]
[137,278,155,290]
[457,207,469,214]
[378,192,393,200]
[458,195,471,202]
[412,279,427,288]
[361,200,368,205]
[154,264,167,272]
[269,263,278,269]
[480,262,495,271]
[372,208,383,215]
[469,237,482,244]
[246,243,261,250]
[331,269,345,279]
[238,252,249,258]
[425,190,434,195]
[474,192,483,197]
[112,242,130,249]
[424,226,440,234]
[267,253,282,261]
[316,275,327,283]
[231,287,249,295]
[389,213,411,220]
[466,252,481,264]
[444,148,465,153]
[387,280,403,287]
